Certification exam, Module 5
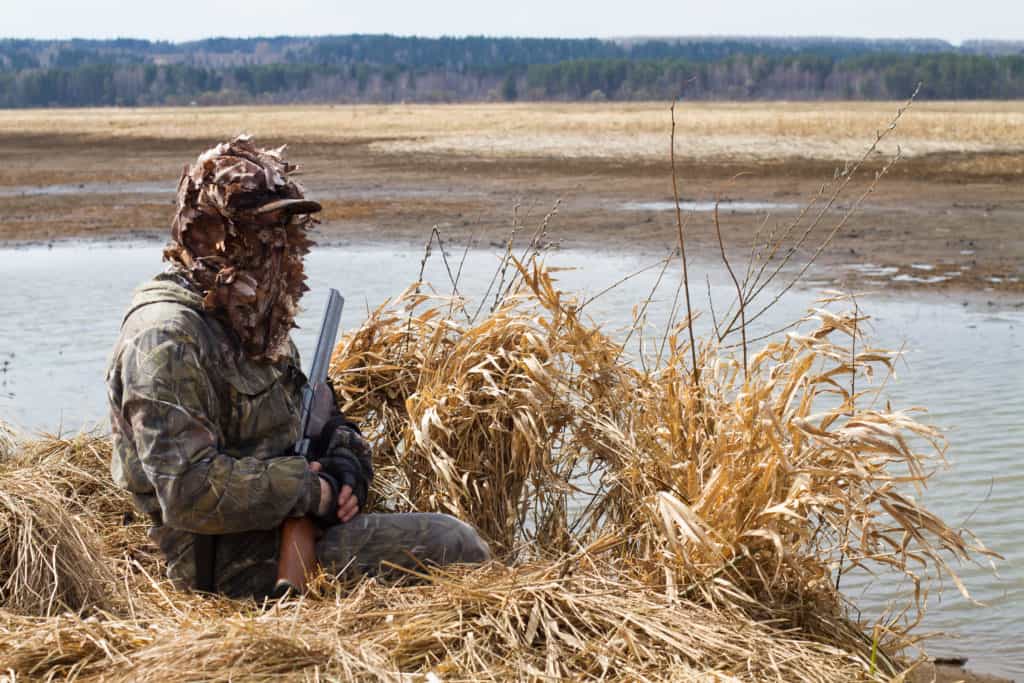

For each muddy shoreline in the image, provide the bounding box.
[1,127,1021,302]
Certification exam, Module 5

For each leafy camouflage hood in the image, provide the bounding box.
[163,135,320,363]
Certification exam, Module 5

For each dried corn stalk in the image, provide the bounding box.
[329,260,991,651]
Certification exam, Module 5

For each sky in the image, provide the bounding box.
[1,0,1021,44]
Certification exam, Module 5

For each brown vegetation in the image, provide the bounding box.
[0,248,997,679]
[1,102,1022,163]
[0,98,1015,680]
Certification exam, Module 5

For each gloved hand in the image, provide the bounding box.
[314,416,372,462]
[314,417,373,515]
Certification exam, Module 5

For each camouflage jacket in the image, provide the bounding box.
[106,271,322,598]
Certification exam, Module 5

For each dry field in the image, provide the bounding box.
[0,101,1022,297]
[1,101,1023,162]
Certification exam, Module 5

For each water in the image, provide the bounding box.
[0,242,1021,678]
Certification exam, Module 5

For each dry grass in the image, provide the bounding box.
[0,421,16,461]
[330,260,989,603]
[0,101,1021,163]
[0,562,879,682]
[0,251,995,680]
[0,436,124,616]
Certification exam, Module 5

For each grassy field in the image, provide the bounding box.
[1,101,1022,163]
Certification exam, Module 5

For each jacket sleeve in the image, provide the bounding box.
[117,324,321,534]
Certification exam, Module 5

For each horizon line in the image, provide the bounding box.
[2,33,1021,46]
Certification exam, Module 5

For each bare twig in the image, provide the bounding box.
[472,203,523,323]
[718,85,920,341]
[714,200,747,379]
[738,148,903,334]
[655,268,685,370]
[579,254,671,312]
[616,252,674,363]
[705,274,722,341]
[498,198,562,305]
[849,291,858,415]
[670,100,700,383]
[491,204,523,313]
[423,227,471,322]
[402,228,438,353]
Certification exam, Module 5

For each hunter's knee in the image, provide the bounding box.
[438,514,490,564]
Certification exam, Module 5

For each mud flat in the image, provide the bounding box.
[0,102,1021,300]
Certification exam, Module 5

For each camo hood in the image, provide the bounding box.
[163,135,320,363]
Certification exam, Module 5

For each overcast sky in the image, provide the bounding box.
[2,0,1021,43]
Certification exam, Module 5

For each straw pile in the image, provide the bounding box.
[0,261,991,681]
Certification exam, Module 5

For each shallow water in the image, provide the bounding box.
[0,242,1021,678]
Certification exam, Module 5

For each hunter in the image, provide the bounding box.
[106,136,489,599]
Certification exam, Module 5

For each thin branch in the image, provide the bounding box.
[401,227,438,354]
[740,210,776,294]
[616,252,674,363]
[849,290,859,416]
[655,269,685,370]
[741,181,829,304]
[498,198,562,305]
[491,203,524,313]
[738,147,903,333]
[427,227,471,322]
[718,85,919,341]
[748,86,917,305]
[714,201,747,379]
[705,274,721,342]
[670,100,700,383]
[452,227,477,297]
[579,254,671,311]
[720,317,804,350]
[471,202,522,323]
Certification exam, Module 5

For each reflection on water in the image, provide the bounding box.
[0,242,1021,678]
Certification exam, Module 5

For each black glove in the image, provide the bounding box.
[314,418,373,510]
[312,415,369,460]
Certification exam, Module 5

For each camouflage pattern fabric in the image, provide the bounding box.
[317,513,490,579]
[107,272,488,599]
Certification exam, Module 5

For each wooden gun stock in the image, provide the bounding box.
[275,516,317,595]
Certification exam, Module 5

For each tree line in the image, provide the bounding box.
[0,35,1021,107]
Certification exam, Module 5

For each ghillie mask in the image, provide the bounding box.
[164,135,321,363]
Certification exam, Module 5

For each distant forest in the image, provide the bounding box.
[1,35,1023,107]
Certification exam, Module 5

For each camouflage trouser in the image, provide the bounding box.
[316,512,490,579]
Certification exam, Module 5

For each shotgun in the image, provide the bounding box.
[274,288,345,597]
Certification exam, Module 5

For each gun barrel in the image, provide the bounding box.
[309,289,344,386]
[295,288,345,457]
